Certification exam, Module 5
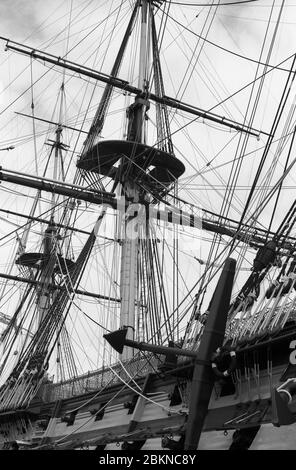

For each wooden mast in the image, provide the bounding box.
[119,0,150,360]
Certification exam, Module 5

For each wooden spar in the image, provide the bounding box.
[0,168,116,206]
[0,167,115,197]
[0,271,120,303]
[0,165,295,247]
[0,207,115,243]
[103,326,209,363]
[0,207,92,236]
[1,167,296,250]
[1,203,287,246]
[184,257,236,450]
[3,43,266,138]
[15,112,89,134]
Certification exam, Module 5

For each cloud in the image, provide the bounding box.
[0,0,46,42]
[217,1,257,37]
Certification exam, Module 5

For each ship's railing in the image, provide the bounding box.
[41,355,161,402]
[41,304,296,403]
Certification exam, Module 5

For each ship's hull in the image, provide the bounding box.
[103,424,296,450]
[1,322,296,450]
[1,350,295,451]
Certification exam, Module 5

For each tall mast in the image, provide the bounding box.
[36,124,62,326]
[119,0,150,360]
[15,84,69,327]
[75,0,185,358]
[37,80,67,325]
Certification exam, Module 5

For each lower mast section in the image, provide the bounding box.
[119,184,140,361]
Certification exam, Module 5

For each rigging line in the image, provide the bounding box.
[36,391,122,448]
[65,0,130,58]
[0,39,268,139]
[43,0,111,51]
[81,0,135,156]
[266,134,296,237]
[0,59,65,118]
[72,258,145,390]
[166,1,259,5]
[159,5,292,72]
[159,152,296,342]
[148,236,170,341]
[0,170,113,244]
[160,233,194,311]
[127,135,235,219]
[161,9,236,123]
[0,2,74,94]
[186,7,237,123]
[201,123,294,178]
[57,365,183,448]
[46,8,132,89]
[63,0,73,65]
[167,51,295,148]
[215,0,276,215]
[214,0,278,276]
[156,0,172,54]
[60,365,134,415]
[201,53,245,120]
[0,127,54,147]
[41,212,107,367]
[0,0,68,68]
[30,57,40,179]
[198,130,293,176]
[0,11,129,143]
[82,5,117,134]
[0,44,276,143]
[158,180,261,240]
[65,304,99,371]
[219,13,296,25]
[173,0,215,100]
[0,282,37,373]
[192,132,239,173]
[217,5,275,130]
[60,325,79,381]
[172,133,246,216]
[138,349,162,378]
[231,54,296,251]
[49,355,163,445]
[48,364,155,448]
[0,285,17,310]
[241,0,284,211]
[0,2,128,118]
[172,125,242,214]
[72,302,111,331]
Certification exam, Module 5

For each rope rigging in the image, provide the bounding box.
[2,3,296,445]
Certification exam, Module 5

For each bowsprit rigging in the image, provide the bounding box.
[1,0,296,452]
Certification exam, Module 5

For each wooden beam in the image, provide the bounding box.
[3,41,266,138]
[0,271,120,303]
[184,257,236,450]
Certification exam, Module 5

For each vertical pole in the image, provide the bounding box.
[184,257,236,450]
[119,0,149,361]
[50,126,62,220]
[119,190,140,361]
[138,0,148,91]
[38,125,63,325]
